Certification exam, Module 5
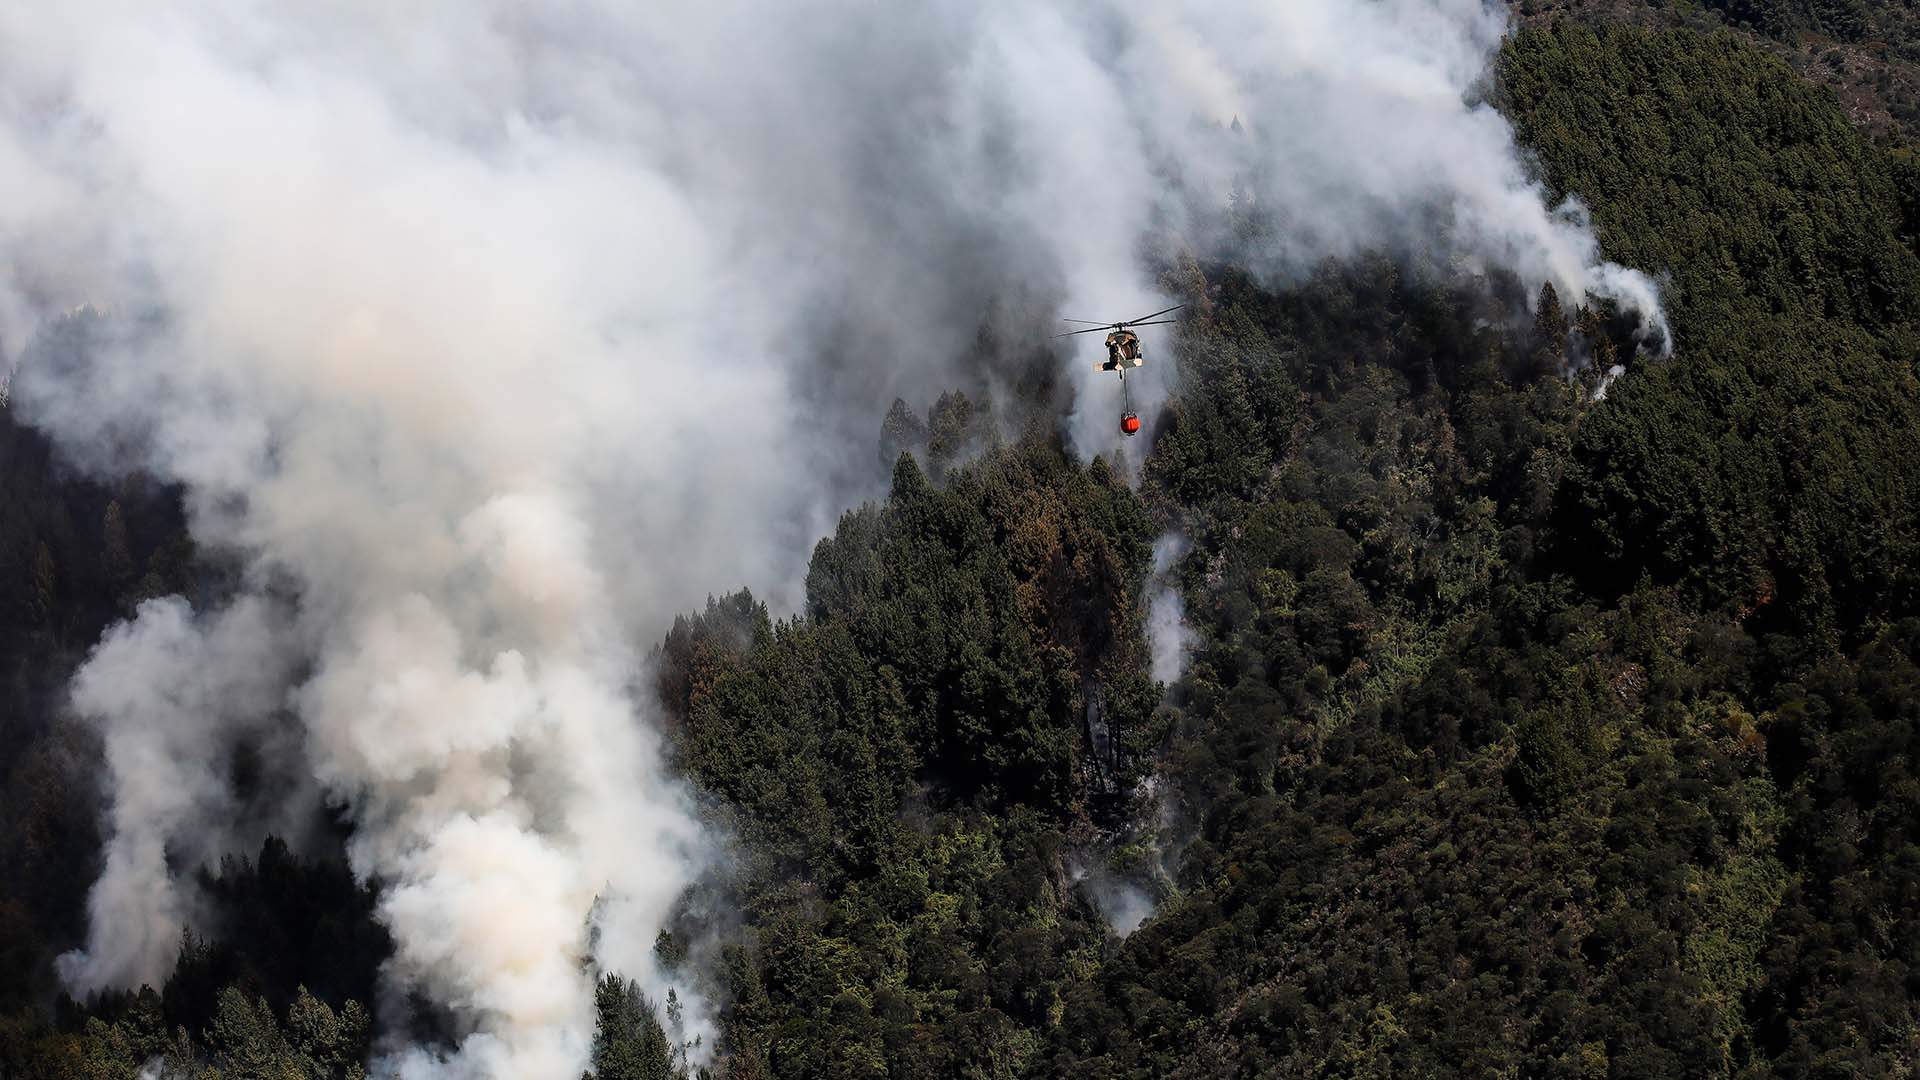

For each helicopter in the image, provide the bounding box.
[1056,303,1184,436]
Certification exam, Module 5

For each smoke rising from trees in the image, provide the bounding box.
[0,1,1665,1076]
[1147,533,1193,685]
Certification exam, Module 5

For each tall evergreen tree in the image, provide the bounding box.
[101,500,134,587]
[586,975,673,1080]
[1530,280,1567,379]
[27,541,55,627]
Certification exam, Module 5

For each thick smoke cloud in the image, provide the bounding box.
[0,2,1664,1076]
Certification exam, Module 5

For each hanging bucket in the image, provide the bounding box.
[1120,411,1141,436]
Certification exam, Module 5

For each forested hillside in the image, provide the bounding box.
[4,20,1919,1080]
[0,388,189,1011]
[1510,0,1920,141]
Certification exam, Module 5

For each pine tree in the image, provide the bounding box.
[28,541,55,627]
[587,975,674,1080]
[287,985,368,1079]
[102,500,135,586]
[208,986,295,1080]
[927,390,976,471]
[1571,304,1621,397]
[878,398,928,468]
[890,452,932,506]
[1531,281,1568,379]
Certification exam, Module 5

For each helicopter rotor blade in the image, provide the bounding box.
[1060,318,1117,326]
[1122,303,1186,325]
[1053,326,1112,338]
[1127,319,1179,327]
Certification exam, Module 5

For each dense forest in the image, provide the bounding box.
[1514,0,1920,141]
[4,12,1920,1080]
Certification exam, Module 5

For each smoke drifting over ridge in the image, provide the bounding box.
[0,1,1664,1076]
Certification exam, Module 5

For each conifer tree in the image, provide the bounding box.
[1531,281,1567,379]
[878,398,927,467]
[28,541,55,627]
[586,975,674,1080]
[102,500,134,586]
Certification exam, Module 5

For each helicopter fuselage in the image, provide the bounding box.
[1101,329,1143,371]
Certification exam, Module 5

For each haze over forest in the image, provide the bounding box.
[1,0,1918,1077]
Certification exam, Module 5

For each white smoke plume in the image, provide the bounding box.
[1069,859,1160,938]
[57,595,306,994]
[1147,533,1194,685]
[1594,363,1628,401]
[0,2,1667,1077]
